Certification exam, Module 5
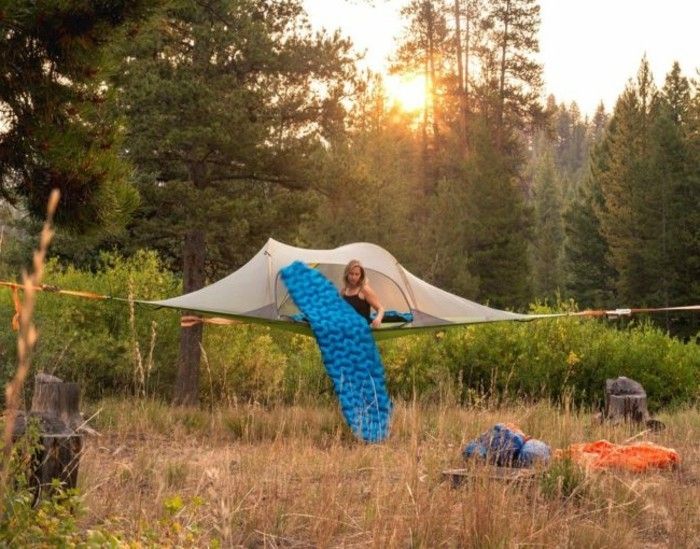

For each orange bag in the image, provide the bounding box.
[560,440,680,472]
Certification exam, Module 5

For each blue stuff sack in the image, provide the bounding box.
[463,423,526,466]
[517,439,551,466]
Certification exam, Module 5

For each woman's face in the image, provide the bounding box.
[347,266,362,287]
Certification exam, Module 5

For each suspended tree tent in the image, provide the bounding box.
[3,238,697,334]
[146,238,564,339]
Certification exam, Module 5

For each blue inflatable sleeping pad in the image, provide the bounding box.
[280,261,392,442]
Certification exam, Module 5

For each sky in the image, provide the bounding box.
[303,0,700,117]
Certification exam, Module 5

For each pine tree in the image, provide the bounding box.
[463,118,532,308]
[589,102,609,144]
[306,77,422,264]
[392,0,451,190]
[116,0,356,404]
[0,0,153,231]
[562,165,615,308]
[651,62,700,333]
[531,145,564,298]
[684,75,700,326]
[478,0,543,144]
[597,58,663,305]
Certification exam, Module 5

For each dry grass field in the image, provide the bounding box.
[77,399,699,547]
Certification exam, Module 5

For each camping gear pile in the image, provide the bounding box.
[462,423,552,467]
[461,377,680,474]
[462,425,680,473]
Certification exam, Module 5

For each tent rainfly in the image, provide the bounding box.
[148,238,558,340]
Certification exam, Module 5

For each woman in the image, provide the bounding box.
[341,259,385,328]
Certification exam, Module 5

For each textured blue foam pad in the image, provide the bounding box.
[280,261,392,442]
[289,310,413,324]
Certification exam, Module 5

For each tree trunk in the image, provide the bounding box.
[605,394,650,423]
[453,0,468,151]
[425,1,440,145]
[12,373,83,503]
[497,0,511,146]
[30,374,82,428]
[173,228,206,406]
[604,376,650,424]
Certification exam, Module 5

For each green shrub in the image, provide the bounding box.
[539,457,587,501]
[0,428,198,546]
[201,327,332,406]
[0,250,181,401]
[382,315,700,409]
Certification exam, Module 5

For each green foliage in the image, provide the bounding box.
[530,144,564,298]
[546,98,594,196]
[563,171,615,309]
[1,480,87,547]
[0,250,180,400]
[461,119,533,308]
[480,0,544,135]
[0,0,153,232]
[382,310,700,410]
[0,425,116,546]
[0,427,204,546]
[597,59,664,305]
[1,247,697,409]
[107,0,361,403]
[305,78,425,273]
[565,59,700,337]
[201,328,332,407]
[113,0,358,277]
[539,457,586,501]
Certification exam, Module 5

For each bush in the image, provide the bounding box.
[0,426,201,546]
[201,327,332,406]
[0,250,181,401]
[381,315,700,409]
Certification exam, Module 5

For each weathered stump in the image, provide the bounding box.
[604,376,650,424]
[12,373,84,501]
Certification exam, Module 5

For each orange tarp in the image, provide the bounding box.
[559,440,680,472]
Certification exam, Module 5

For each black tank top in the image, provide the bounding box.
[343,291,371,323]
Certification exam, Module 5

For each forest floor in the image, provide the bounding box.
[78,399,699,547]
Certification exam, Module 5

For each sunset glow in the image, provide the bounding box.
[384,73,427,113]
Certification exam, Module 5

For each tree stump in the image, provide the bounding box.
[604,376,650,424]
[12,373,84,501]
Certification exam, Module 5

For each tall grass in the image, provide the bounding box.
[0,189,59,510]
[76,398,700,547]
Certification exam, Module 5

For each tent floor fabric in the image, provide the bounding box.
[280,261,392,442]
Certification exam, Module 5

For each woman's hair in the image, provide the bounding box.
[343,259,366,287]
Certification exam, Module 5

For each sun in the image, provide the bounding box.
[384,73,427,113]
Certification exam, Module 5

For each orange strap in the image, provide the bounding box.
[1,281,107,299]
[2,281,108,331]
[574,305,700,318]
[181,315,241,328]
[11,287,21,331]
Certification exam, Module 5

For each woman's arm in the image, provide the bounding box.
[363,285,385,328]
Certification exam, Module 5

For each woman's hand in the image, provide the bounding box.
[364,284,384,329]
